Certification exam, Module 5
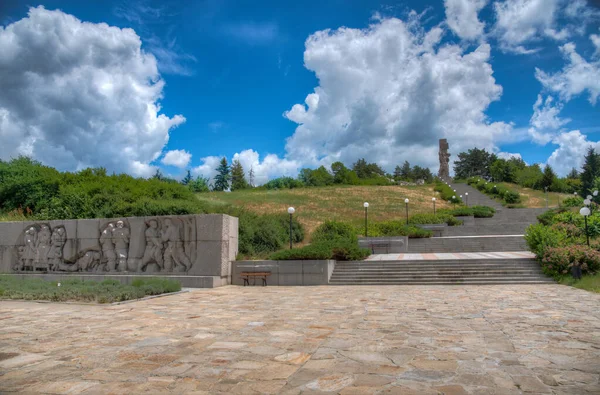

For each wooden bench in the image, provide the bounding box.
[241,272,271,286]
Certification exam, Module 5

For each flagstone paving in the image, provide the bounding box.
[1,284,599,394]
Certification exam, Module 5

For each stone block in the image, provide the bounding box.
[189,240,227,276]
[302,261,328,285]
[196,214,226,241]
[277,261,303,285]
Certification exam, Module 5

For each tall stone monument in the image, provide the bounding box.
[438,139,451,181]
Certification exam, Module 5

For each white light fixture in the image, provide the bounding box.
[452,195,456,199]
[584,199,591,206]
[363,202,369,208]
[465,192,468,196]
[574,192,578,195]
[432,197,436,201]
[594,190,599,197]
[460,195,463,198]
[404,198,409,203]
[580,207,591,216]
[587,195,593,200]
[287,207,295,214]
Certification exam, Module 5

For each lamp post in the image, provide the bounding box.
[287,207,295,249]
[432,197,436,215]
[404,198,409,225]
[459,195,463,205]
[465,192,469,207]
[580,206,591,247]
[363,202,369,237]
[545,187,548,208]
[452,195,456,208]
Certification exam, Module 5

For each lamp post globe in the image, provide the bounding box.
[574,192,578,196]
[404,198,409,225]
[587,195,592,200]
[287,207,295,249]
[584,199,591,206]
[594,190,599,197]
[432,197,436,214]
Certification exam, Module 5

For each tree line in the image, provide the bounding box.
[452,147,597,194]
[179,158,435,192]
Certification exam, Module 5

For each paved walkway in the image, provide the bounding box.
[366,251,535,261]
[1,285,599,394]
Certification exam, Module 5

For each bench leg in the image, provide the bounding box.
[262,277,267,286]
[243,278,249,286]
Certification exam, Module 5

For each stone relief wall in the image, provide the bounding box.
[0,214,238,278]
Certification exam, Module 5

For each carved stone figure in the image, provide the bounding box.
[20,226,38,271]
[100,223,116,271]
[438,139,451,181]
[161,219,191,272]
[113,220,130,272]
[48,227,66,271]
[140,220,164,271]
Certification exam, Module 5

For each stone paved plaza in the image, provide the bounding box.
[1,285,599,394]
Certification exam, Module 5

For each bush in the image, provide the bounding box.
[312,221,357,243]
[471,206,495,218]
[262,177,304,190]
[366,222,432,238]
[561,196,583,207]
[541,246,600,278]
[466,177,521,205]
[434,182,462,203]
[537,208,563,225]
[525,223,566,257]
[269,239,370,261]
[503,190,521,204]
[238,212,304,256]
[408,213,460,226]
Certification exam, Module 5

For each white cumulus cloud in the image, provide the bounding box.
[282,16,512,174]
[535,42,600,105]
[491,0,597,54]
[161,149,191,168]
[547,130,600,176]
[527,94,570,145]
[0,6,185,177]
[444,0,488,40]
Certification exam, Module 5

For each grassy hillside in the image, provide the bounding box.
[196,185,450,235]
[498,182,572,208]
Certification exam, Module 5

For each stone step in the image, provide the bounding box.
[332,269,544,275]
[329,279,554,285]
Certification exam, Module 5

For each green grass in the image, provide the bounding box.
[196,185,451,236]
[558,273,600,293]
[498,183,571,208]
[0,277,182,303]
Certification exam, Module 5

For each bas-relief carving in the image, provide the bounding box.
[13,217,195,274]
[438,138,450,181]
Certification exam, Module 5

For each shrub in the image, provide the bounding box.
[525,223,566,257]
[312,221,357,243]
[366,222,432,238]
[434,182,462,203]
[238,212,304,256]
[541,246,600,278]
[471,206,495,218]
[537,208,564,225]
[561,196,583,208]
[262,177,304,190]
[269,239,370,261]
[408,213,459,226]
[503,190,521,204]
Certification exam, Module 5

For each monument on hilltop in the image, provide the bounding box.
[438,139,451,181]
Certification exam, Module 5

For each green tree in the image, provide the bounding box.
[181,170,192,185]
[152,169,164,181]
[331,162,358,184]
[352,158,385,179]
[567,167,579,180]
[299,166,334,186]
[393,165,402,181]
[188,176,210,192]
[213,158,231,191]
[515,164,544,189]
[454,148,497,179]
[230,160,249,191]
[400,161,412,180]
[541,164,557,190]
[411,166,433,183]
[580,147,600,195]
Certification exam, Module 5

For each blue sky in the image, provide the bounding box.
[0,0,599,183]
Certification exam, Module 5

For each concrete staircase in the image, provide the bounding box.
[329,183,552,285]
[329,259,553,285]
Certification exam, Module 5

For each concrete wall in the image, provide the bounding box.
[358,236,409,253]
[232,260,335,286]
[0,214,238,287]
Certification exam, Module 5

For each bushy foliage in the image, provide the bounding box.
[561,196,583,207]
[470,206,496,218]
[365,222,433,238]
[299,166,335,187]
[525,223,566,257]
[408,213,462,226]
[312,221,357,243]
[262,177,304,190]
[0,277,181,303]
[269,239,370,261]
[434,182,462,203]
[467,177,521,204]
[454,148,497,179]
[237,212,304,255]
[541,246,600,278]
